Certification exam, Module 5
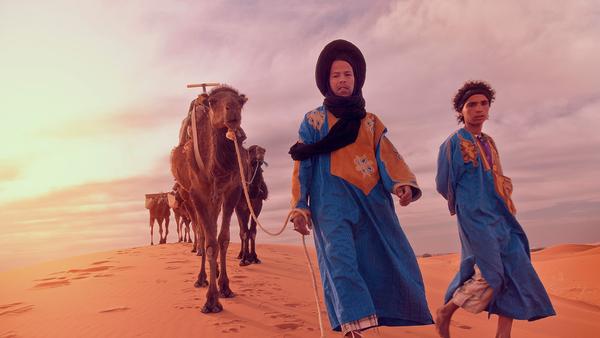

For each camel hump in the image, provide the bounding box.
[144,193,168,209]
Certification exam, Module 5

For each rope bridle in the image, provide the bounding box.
[226,129,326,338]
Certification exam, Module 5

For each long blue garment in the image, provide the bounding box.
[292,106,433,331]
[436,128,556,320]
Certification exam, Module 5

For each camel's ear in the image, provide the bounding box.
[239,94,248,105]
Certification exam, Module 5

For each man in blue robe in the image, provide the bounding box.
[289,39,433,337]
[435,80,556,338]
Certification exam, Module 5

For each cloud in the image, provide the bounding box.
[2,0,600,269]
[0,164,21,183]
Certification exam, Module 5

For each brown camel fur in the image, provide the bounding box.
[145,193,171,245]
[170,85,247,313]
[169,185,193,243]
[235,145,268,266]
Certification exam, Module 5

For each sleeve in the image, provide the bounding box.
[435,135,464,215]
[375,131,422,201]
[290,114,317,212]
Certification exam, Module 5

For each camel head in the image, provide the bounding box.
[248,145,266,163]
[206,86,247,131]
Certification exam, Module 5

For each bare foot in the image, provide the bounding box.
[344,330,363,337]
[435,307,452,338]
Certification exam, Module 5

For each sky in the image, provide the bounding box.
[1,0,599,271]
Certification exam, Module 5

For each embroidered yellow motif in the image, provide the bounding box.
[459,135,478,167]
[354,154,375,177]
[307,110,325,130]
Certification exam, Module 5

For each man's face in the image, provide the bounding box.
[329,60,355,97]
[461,94,490,127]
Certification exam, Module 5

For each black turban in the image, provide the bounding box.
[315,39,366,96]
[289,39,367,161]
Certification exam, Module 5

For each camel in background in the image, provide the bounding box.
[170,85,247,313]
[169,184,193,243]
[235,145,268,266]
[145,193,170,245]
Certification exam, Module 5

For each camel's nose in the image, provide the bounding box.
[225,108,241,128]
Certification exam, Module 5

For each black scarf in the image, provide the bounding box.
[289,94,365,161]
[289,39,367,161]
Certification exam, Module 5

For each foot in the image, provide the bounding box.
[239,259,251,267]
[200,300,223,313]
[435,307,452,338]
[251,256,261,264]
[344,330,364,337]
[194,273,208,288]
[219,286,235,298]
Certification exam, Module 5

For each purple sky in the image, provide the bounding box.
[1,0,599,270]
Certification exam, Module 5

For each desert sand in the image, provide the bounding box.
[1,242,599,338]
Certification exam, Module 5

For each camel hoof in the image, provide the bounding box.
[200,302,223,314]
[239,260,250,267]
[219,288,235,298]
[194,280,209,288]
[252,257,262,264]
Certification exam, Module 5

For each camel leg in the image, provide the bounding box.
[149,216,155,246]
[183,219,190,242]
[194,246,208,288]
[175,213,182,242]
[197,221,205,256]
[217,193,237,298]
[188,194,208,288]
[201,231,222,313]
[249,201,262,264]
[158,219,165,244]
[164,216,170,244]
[186,220,192,243]
[234,205,249,264]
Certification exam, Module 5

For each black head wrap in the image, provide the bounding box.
[289,39,367,161]
[456,88,493,112]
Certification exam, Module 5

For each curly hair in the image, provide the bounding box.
[452,80,496,124]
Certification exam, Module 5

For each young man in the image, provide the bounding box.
[435,81,555,338]
[289,39,433,337]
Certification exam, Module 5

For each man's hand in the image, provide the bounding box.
[395,185,413,207]
[292,214,312,235]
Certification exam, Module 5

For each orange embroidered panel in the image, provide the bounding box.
[330,112,385,195]
[458,134,478,167]
[487,137,517,215]
[379,136,418,187]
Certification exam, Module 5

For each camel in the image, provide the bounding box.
[145,193,171,245]
[170,85,247,313]
[168,184,193,243]
[235,145,268,266]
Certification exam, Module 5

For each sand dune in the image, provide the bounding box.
[1,242,599,337]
